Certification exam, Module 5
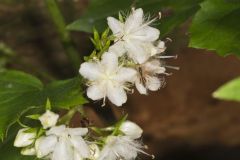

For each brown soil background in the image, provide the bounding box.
[1,1,240,160]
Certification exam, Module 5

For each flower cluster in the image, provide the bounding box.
[14,110,150,160]
[80,8,175,106]
[13,7,176,160]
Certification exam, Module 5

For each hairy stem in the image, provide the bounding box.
[44,0,80,71]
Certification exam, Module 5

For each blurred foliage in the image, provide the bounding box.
[190,0,240,56]
[0,70,87,140]
[213,77,240,102]
[0,43,15,68]
[67,0,202,37]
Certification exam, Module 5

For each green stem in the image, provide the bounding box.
[58,107,78,125]
[44,0,80,71]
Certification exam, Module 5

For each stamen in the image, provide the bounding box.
[101,96,106,107]
[157,55,178,59]
[163,72,173,76]
[165,65,180,70]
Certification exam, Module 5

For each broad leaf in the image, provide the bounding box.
[67,0,202,36]
[189,0,240,56]
[213,77,240,102]
[0,70,87,139]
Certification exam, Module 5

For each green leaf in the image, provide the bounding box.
[0,70,87,139]
[44,77,88,108]
[67,0,202,37]
[213,77,240,102]
[189,0,240,56]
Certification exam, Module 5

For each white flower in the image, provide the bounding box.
[21,147,36,156]
[135,59,166,94]
[79,52,137,106]
[14,128,36,147]
[120,121,143,139]
[35,125,90,160]
[98,136,146,160]
[108,8,160,64]
[39,110,59,129]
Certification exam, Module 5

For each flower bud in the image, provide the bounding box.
[21,147,36,155]
[14,128,36,147]
[39,110,59,129]
[119,121,143,139]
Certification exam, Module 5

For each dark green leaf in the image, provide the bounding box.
[67,0,202,37]
[213,77,240,102]
[0,70,87,139]
[189,0,240,56]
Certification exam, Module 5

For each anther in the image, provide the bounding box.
[158,12,162,19]
[151,154,155,159]
[165,37,172,43]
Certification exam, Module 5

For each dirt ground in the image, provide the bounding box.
[1,1,240,160]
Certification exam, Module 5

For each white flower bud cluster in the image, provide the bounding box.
[80,8,176,106]
[14,110,149,160]
[14,110,92,160]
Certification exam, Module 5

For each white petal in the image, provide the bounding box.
[21,147,36,156]
[143,43,158,56]
[146,76,161,91]
[108,41,126,57]
[52,137,73,160]
[114,136,139,159]
[35,136,57,158]
[107,17,124,35]
[144,59,164,73]
[39,110,59,129]
[70,136,90,158]
[142,26,160,41]
[115,67,137,83]
[132,26,160,42]
[135,79,147,95]
[125,40,150,64]
[107,84,127,106]
[101,52,118,72]
[87,84,105,101]
[120,121,143,139]
[74,149,84,160]
[46,125,66,136]
[68,127,88,136]
[79,62,102,81]
[157,40,166,49]
[14,128,36,147]
[125,8,144,33]
[98,137,117,160]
